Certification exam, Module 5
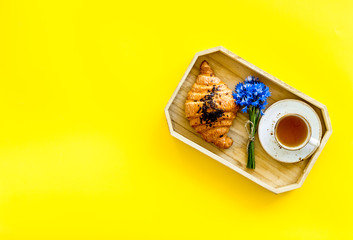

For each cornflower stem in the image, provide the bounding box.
[246,106,260,169]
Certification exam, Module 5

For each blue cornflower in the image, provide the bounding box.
[232,76,271,115]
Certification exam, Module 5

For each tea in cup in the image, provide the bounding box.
[274,114,319,151]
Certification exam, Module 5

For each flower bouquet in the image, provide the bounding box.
[233,76,271,169]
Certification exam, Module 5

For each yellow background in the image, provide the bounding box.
[0,0,352,239]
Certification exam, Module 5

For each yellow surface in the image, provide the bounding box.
[0,0,352,239]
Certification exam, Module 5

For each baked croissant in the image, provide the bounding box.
[185,60,239,149]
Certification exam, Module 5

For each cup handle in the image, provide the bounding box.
[308,137,320,148]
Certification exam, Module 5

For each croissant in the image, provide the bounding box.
[185,60,239,149]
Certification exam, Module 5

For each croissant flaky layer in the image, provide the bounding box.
[185,60,239,149]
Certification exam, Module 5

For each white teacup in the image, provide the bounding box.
[274,113,320,151]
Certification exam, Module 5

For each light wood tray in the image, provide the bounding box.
[165,46,332,193]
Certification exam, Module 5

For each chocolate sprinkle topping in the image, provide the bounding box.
[199,85,224,124]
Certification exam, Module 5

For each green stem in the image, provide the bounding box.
[246,106,258,169]
[247,141,255,169]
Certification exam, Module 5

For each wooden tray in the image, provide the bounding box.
[165,46,332,193]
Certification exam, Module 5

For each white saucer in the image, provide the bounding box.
[258,99,322,163]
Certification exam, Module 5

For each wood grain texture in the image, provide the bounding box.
[165,47,332,193]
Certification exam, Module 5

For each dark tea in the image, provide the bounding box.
[275,115,309,148]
